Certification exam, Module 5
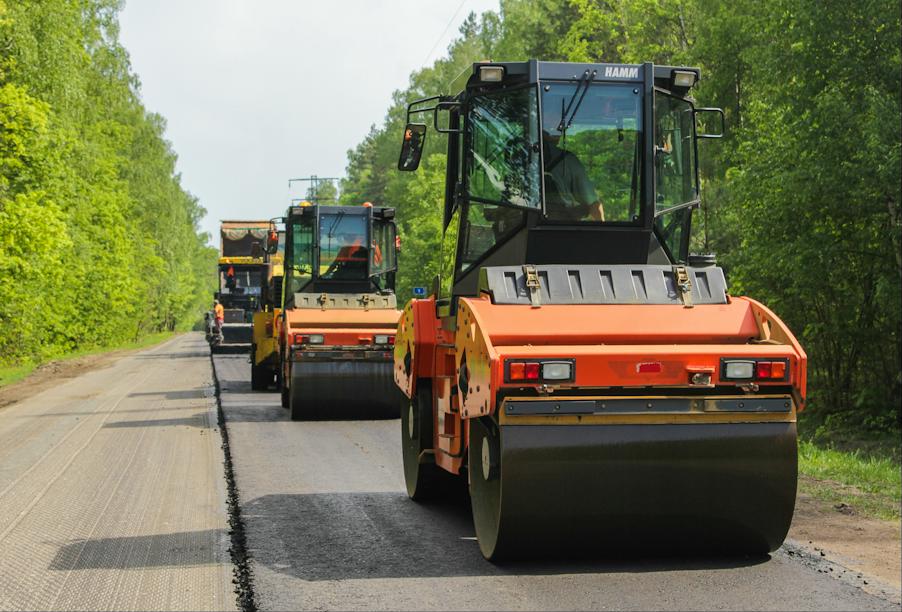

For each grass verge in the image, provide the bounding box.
[0,331,178,389]
[798,440,901,521]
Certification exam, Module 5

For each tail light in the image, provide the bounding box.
[721,358,788,382]
[507,360,574,383]
[374,334,395,345]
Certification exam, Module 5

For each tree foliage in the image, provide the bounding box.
[339,0,901,431]
[0,0,216,364]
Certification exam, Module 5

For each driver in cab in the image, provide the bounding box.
[542,128,605,222]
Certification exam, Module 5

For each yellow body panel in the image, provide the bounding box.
[252,309,281,366]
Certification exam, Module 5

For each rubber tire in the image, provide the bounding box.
[280,361,290,409]
[401,382,443,500]
[250,347,268,391]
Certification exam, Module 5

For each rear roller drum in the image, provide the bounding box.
[401,382,442,500]
[289,375,319,421]
[468,418,796,560]
[468,416,507,560]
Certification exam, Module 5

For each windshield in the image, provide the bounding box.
[540,83,642,223]
[467,87,541,209]
[220,265,263,296]
[319,212,369,280]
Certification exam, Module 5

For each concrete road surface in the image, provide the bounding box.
[0,334,235,611]
[214,354,898,611]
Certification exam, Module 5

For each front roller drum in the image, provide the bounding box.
[468,417,798,561]
[289,360,399,421]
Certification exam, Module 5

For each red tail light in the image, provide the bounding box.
[509,361,541,381]
[756,361,772,379]
[637,362,663,374]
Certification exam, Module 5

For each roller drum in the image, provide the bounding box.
[469,418,797,560]
[289,360,399,420]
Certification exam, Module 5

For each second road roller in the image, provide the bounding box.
[277,200,402,420]
[393,60,807,560]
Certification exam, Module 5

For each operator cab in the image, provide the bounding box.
[399,60,723,298]
[282,203,398,307]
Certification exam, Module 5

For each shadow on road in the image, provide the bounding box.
[243,492,770,581]
[128,389,211,400]
[49,529,227,570]
[102,414,211,429]
[132,351,212,360]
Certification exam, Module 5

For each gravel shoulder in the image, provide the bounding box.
[0,333,235,611]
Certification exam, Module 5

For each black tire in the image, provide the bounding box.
[250,346,266,391]
[280,361,290,409]
[401,382,443,500]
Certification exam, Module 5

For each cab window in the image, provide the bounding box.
[654,92,698,261]
[467,87,541,209]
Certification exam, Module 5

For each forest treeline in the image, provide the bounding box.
[338,0,901,434]
[0,1,216,365]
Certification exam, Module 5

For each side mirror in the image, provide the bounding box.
[398,123,426,171]
[695,107,725,139]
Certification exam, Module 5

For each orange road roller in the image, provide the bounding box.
[277,201,402,420]
[393,60,806,560]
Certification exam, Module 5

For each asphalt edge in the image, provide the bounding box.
[209,351,257,612]
[781,539,901,605]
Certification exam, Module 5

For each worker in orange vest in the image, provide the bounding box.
[213,300,224,340]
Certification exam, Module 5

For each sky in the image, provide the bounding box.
[118,0,500,245]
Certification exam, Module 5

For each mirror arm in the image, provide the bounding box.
[434,100,461,134]
[695,107,725,139]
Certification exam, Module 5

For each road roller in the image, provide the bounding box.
[278,201,402,420]
[250,224,284,390]
[393,60,807,560]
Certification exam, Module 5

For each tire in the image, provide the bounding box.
[280,361,290,409]
[401,382,442,500]
[250,345,264,390]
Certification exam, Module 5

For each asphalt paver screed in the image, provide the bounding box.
[0,333,235,612]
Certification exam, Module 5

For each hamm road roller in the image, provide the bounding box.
[278,201,402,420]
[394,60,807,560]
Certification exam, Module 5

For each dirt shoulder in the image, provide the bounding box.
[0,334,180,411]
[789,475,901,603]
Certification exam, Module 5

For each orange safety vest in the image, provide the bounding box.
[214,304,224,320]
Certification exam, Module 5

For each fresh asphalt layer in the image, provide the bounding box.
[0,334,234,612]
[213,353,898,612]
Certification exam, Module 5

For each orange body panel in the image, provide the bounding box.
[394,292,808,476]
[462,297,761,346]
[284,308,400,344]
